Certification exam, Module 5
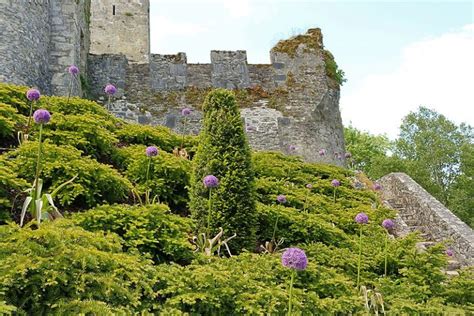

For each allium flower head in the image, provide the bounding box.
[26,88,41,101]
[355,212,369,224]
[181,108,191,116]
[104,84,117,95]
[445,249,454,257]
[277,195,287,204]
[306,183,313,189]
[331,179,341,187]
[203,175,219,188]
[373,183,382,191]
[33,109,51,124]
[68,65,79,75]
[281,247,308,270]
[382,219,395,230]
[319,149,326,156]
[345,152,352,158]
[289,145,296,151]
[145,146,158,157]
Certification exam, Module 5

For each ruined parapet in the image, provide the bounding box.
[89,0,150,63]
[379,173,474,266]
[150,53,187,91]
[211,50,251,89]
[88,29,347,166]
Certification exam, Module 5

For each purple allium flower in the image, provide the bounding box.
[355,212,369,224]
[68,65,79,75]
[306,183,313,189]
[345,152,352,158]
[331,179,341,187]
[445,249,454,257]
[373,183,382,191]
[104,84,117,95]
[319,149,326,156]
[281,247,308,270]
[382,219,395,230]
[203,175,219,188]
[181,107,191,116]
[277,195,287,204]
[26,88,41,101]
[33,109,51,124]
[145,146,158,157]
[289,145,296,151]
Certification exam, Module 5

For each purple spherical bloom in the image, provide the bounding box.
[68,65,79,75]
[331,179,341,187]
[289,145,296,151]
[445,249,454,257]
[345,152,352,158]
[33,109,51,124]
[203,175,219,188]
[145,146,158,157]
[306,183,313,189]
[281,247,308,270]
[355,212,369,224]
[181,107,191,116]
[319,149,326,156]
[373,183,382,191]
[382,219,395,230]
[277,195,287,204]
[26,88,41,101]
[104,84,117,95]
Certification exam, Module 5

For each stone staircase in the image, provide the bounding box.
[384,199,463,277]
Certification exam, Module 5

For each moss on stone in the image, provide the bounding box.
[271,28,323,58]
[323,49,346,88]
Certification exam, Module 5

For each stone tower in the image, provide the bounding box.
[89,0,150,63]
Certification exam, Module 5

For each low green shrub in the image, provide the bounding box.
[116,123,197,153]
[1,141,131,209]
[155,252,359,314]
[0,220,157,314]
[0,102,24,140]
[71,204,195,264]
[0,166,28,222]
[113,145,192,210]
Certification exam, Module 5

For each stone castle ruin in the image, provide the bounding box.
[0,0,472,266]
[0,0,346,166]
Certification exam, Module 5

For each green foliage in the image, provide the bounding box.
[344,125,392,176]
[155,252,359,314]
[0,83,31,115]
[1,141,131,209]
[324,49,347,86]
[190,89,257,251]
[0,166,28,222]
[116,123,197,153]
[443,266,474,307]
[71,204,195,264]
[0,102,24,140]
[0,220,157,314]
[113,145,192,210]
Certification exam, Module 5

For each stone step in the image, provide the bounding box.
[416,241,437,252]
[442,269,460,277]
[447,260,461,271]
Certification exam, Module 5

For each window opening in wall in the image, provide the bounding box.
[113,5,116,15]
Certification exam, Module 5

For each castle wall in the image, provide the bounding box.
[0,0,90,96]
[88,29,347,166]
[48,0,91,96]
[0,0,52,93]
[89,0,150,63]
[379,173,474,266]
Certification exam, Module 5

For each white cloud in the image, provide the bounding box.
[340,24,474,139]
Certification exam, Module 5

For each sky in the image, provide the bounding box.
[149,0,474,139]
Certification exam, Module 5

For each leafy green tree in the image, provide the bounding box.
[344,125,391,177]
[395,107,472,208]
[189,89,257,252]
